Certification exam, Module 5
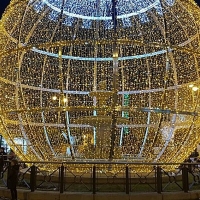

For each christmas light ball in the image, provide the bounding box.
[0,0,200,169]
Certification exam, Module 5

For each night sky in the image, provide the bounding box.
[0,0,200,18]
[0,0,10,17]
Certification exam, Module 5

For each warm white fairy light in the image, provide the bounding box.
[52,96,57,100]
[192,86,199,92]
[0,0,199,172]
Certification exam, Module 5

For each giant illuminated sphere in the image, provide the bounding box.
[0,0,200,168]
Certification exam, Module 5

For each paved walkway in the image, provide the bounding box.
[1,189,200,200]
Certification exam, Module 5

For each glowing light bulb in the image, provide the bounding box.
[52,96,57,100]
[192,86,199,91]
[189,84,194,88]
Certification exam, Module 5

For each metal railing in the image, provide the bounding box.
[1,161,200,194]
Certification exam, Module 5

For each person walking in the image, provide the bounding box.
[7,159,19,200]
[0,147,7,177]
[8,149,16,161]
[0,147,5,177]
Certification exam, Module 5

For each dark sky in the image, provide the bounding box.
[0,0,200,18]
[196,0,200,5]
[0,0,10,18]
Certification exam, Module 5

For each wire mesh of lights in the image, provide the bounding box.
[0,0,200,172]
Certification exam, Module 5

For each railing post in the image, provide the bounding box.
[30,165,37,192]
[60,164,64,193]
[125,166,129,194]
[93,165,96,194]
[156,166,162,194]
[182,165,189,193]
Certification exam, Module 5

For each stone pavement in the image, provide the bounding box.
[1,189,200,200]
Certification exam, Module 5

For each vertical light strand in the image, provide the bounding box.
[109,0,119,160]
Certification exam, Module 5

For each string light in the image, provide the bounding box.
[52,96,57,101]
[0,0,199,172]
